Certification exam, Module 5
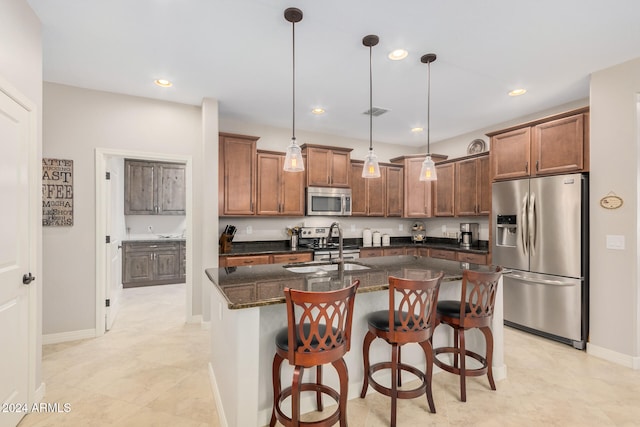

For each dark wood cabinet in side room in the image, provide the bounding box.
[433,162,455,217]
[302,144,352,188]
[125,160,186,215]
[256,150,305,216]
[122,241,182,287]
[219,132,258,216]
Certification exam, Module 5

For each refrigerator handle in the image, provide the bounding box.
[521,192,529,256]
[529,192,536,255]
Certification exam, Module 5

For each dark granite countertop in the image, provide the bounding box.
[220,237,488,257]
[206,255,495,310]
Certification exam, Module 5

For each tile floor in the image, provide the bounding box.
[18,283,640,427]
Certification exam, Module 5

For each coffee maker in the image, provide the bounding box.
[459,223,479,249]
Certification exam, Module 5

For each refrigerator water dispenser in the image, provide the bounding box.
[496,215,517,247]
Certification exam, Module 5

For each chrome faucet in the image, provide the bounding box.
[328,222,344,269]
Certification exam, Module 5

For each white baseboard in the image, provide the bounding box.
[208,362,228,427]
[43,329,96,345]
[33,382,45,404]
[587,343,640,369]
[187,314,202,324]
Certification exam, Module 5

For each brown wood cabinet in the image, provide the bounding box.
[455,153,490,216]
[383,247,405,256]
[350,161,385,216]
[122,241,183,287]
[256,150,305,216]
[390,154,447,218]
[359,248,384,258]
[488,108,589,181]
[302,144,352,188]
[433,163,455,217]
[428,248,457,261]
[457,252,487,265]
[219,133,258,216]
[220,252,312,267]
[385,164,404,217]
[124,160,186,215]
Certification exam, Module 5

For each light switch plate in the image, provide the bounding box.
[246,226,252,235]
[606,234,625,250]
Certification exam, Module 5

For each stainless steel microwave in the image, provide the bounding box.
[306,187,352,216]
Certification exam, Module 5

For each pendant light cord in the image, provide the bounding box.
[427,60,431,155]
[292,20,296,143]
[369,44,373,152]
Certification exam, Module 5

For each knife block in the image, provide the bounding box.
[219,233,233,254]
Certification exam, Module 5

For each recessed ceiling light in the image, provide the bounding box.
[154,79,173,88]
[311,108,325,115]
[388,49,408,61]
[411,127,424,133]
[509,88,527,96]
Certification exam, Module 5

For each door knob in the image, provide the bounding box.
[23,273,36,285]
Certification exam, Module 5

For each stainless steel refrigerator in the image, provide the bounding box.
[492,173,588,349]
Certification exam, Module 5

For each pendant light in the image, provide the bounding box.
[283,7,304,172]
[419,53,438,181]
[362,35,381,179]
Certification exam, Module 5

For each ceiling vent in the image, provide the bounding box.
[363,107,389,117]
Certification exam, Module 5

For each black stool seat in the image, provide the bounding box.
[275,324,335,352]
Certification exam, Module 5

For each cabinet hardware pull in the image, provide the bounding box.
[244,260,253,264]
[525,162,528,173]
[536,160,539,171]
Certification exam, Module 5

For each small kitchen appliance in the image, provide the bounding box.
[306,187,352,216]
[298,226,360,261]
[459,223,479,249]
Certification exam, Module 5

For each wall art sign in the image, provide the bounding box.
[42,158,74,226]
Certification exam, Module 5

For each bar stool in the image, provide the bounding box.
[270,280,359,427]
[360,273,443,426]
[433,266,503,402]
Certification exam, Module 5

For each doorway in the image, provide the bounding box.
[95,148,192,336]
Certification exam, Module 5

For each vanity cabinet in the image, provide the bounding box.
[256,150,305,216]
[124,160,186,215]
[219,132,259,216]
[488,108,589,181]
[302,144,352,188]
[455,153,490,216]
[122,241,183,287]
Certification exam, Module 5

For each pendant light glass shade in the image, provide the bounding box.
[419,155,437,181]
[284,138,304,172]
[419,53,438,182]
[283,8,304,172]
[362,34,381,178]
[362,149,381,178]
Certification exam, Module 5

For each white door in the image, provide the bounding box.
[0,89,32,426]
[105,161,123,330]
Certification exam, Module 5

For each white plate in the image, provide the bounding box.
[467,139,486,154]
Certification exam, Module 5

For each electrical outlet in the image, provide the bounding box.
[246,226,252,235]
[350,224,356,232]
[148,225,153,233]
[398,223,403,231]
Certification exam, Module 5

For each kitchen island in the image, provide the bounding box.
[206,255,505,427]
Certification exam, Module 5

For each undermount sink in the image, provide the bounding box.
[284,263,370,274]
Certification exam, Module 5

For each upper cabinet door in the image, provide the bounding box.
[385,165,403,217]
[404,157,433,218]
[303,145,352,188]
[219,133,258,216]
[533,114,584,176]
[434,163,455,217]
[279,156,305,216]
[490,127,531,181]
[256,152,281,216]
[125,160,156,215]
[157,163,186,215]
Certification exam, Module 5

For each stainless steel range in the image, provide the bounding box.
[298,226,360,261]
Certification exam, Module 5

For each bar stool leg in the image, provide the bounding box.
[292,366,304,426]
[390,342,399,427]
[270,354,284,427]
[332,358,349,426]
[397,345,402,387]
[316,365,324,411]
[418,340,436,413]
[360,331,375,398]
[459,329,467,402]
[481,326,496,390]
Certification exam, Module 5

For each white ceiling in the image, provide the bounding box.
[28,0,640,146]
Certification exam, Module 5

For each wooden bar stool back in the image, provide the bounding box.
[433,266,503,402]
[360,272,443,426]
[270,280,360,427]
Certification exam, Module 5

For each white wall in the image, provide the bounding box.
[589,58,640,363]
[42,82,212,334]
[0,0,43,397]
